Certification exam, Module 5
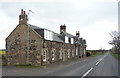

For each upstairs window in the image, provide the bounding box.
[69,38,71,43]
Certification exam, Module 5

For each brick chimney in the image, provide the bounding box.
[19,9,28,25]
[60,24,66,33]
[76,31,80,37]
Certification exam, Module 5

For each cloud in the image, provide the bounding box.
[0,0,118,49]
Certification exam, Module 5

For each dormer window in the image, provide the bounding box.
[69,38,71,43]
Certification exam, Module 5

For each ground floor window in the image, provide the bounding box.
[72,50,75,57]
[52,50,55,61]
[43,50,46,62]
[60,49,62,59]
[84,49,86,54]
[68,49,70,58]
[76,48,78,55]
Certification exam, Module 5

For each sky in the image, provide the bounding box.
[0,0,119,50]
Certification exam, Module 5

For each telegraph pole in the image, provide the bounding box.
[27,10,34,65]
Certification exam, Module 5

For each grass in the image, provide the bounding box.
[111,53,120,61]
[0,63,7,66]
[91,52,104,57]
[1,63,42,68]
[0,50,6,55]
[14,64,42,68]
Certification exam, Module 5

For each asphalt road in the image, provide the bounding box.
[45,52,119,77]
[2,52,120,77]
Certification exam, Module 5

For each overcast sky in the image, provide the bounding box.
[0,0,119,50]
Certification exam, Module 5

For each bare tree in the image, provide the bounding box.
[109,31,120,54]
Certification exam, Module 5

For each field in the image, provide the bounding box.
[0,50,6,55]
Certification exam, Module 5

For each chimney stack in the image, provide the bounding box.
[19,9,28,25]
[60,24,66,33]
[76,31,80,37]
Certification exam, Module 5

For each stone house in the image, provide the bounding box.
[6,9,87,66]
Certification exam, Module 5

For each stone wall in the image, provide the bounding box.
[6,24,42,66]
[43,40,76,65]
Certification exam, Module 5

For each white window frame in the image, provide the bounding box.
[65,36,69,43]
[60,49,62,59]
[71,38,74,44]
[84,49,86,54]
[68,49,70,58]
[44,30,53,41]
[72,50,75,57]
[52,50,55,61]
[43,50,47,62]
[76,48,78,55]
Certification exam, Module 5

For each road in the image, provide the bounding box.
[2,52,120,77]
[44,52,119,77]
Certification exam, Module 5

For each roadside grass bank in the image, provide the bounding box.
[91,52,104,57]
[110,52,120,61]
[14,64,42,68]
[87,51,105,57]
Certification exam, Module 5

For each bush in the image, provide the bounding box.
[86,52,91,57]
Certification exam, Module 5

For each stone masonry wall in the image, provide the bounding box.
[6,24,42,66]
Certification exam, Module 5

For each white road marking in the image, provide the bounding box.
[96,53,108,66]
[99,53,107,61]
[99,58,102,61]
[81,67,93,78]
[82,53,109,78]
[95,61,100,65]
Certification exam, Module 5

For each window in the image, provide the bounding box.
[60,49,62,59]
[71,38,74,44]
[65,36,69,43]
[68,49,70,58]
[84,49,86,54]
[43,50,46,62]
[69,38,71,43]
[52,50,55,61]
[72,50,75,57]
[76,48,78,55]
[44,30,53,40]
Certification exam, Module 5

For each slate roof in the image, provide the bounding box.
[60,30,75,38]
[29,24,43,29]
[28,24,86,45]
[29,24,64,43]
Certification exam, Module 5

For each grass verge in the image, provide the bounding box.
[110,53,120,61]
[14,64,42,68]
[91,52,105,57]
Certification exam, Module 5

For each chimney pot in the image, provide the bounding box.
[21,9,24,14]
[76,31,80,37]
[23,11,26,14]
